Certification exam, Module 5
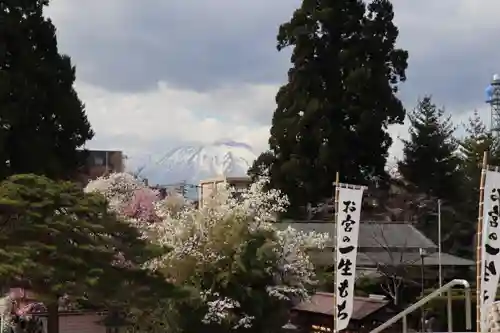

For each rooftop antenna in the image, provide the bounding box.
[486,74,500,135]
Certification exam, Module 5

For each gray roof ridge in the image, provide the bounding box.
[282,220,417,225]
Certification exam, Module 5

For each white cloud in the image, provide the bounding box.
[79,81,274,156]
[43,0,500,169]
[79,79,485,168]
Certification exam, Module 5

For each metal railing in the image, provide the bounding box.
[369,279,472,333]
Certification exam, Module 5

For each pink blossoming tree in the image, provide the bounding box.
[85,172,328,333]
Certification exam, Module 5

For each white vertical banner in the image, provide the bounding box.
[335,186,365,331]
[481,170,500,332]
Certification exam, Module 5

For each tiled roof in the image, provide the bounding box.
[358,251,474,266]
[293,292,388,320]
[308,249,473,267]
[277,221,437,250]
[278,221,473,267]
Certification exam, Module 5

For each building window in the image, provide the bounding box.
[94,156,104,166]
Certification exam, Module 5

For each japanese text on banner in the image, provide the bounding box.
[336,186,364,331]
[481,170,500,332]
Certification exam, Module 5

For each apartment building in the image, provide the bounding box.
[198,175,251,208]
[79,150,124,183]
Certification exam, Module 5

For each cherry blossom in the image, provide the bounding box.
[84,172,143,210]
[122,187,160,223]
[85,172,328,329]
[84,173,159,228]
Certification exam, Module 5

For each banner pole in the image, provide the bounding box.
[477,151,488,333]
[334,172,340,333]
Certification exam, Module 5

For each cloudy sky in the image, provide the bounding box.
[45,0,500,169]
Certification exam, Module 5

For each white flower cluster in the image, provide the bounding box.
[270,226,330,301]
[84,172,145,213]
[225,174,289,229]
[85,172,328,328]
[200,291,255,329]
[0,296,13,333]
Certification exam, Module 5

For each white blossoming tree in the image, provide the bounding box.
[85,172,328,333]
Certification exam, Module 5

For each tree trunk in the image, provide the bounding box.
[393,283,399,306]
[46,302,59,333]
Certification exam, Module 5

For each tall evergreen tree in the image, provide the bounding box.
[398,96,462,203]
[456,111,500,257]
[397,97,469,255]
[0,0,94,179]
[249,0,408,216]
[460,110,500,190]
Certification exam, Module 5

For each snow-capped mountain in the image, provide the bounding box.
[139,140,257,185]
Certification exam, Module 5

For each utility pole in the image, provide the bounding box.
[438,199,442,293]
[180,180,188,198]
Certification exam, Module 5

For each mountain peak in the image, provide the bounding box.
[213,140,253,151]
[140,141,257,185]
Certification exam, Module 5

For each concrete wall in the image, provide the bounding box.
[58,313,106,333]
